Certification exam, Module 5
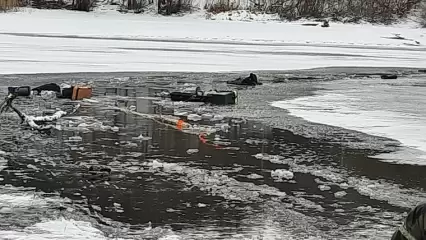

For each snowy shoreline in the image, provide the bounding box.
[0,8,425,74]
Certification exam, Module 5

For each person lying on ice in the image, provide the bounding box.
[392,203,426,240]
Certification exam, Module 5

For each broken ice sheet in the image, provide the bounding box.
[186,149,199,154]
[271,169,294,181]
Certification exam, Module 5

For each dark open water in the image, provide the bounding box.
[0,68,425,240]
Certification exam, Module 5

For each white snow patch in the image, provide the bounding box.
[271,78,426,165]
[0,9,425,74]
[0,218,112,240]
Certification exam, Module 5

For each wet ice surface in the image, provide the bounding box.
[271,74,426,165]
[0,69,424,239]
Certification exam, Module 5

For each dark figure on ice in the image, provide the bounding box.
[321,20,329,28]
[391,203,426,240]
[32,83,61,95]
[227,73,262,86]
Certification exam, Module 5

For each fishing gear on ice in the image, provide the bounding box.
[1,83,90,131]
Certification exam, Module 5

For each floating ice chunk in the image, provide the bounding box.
[113,203,121,208]
[0,207,12,213]
[92,205,102,211]
[111,126,120,132]
[197,203,207,208]
[339,183,349,189]
[245,139,267,145]
[247,173,264,179]
[159,235,182,240]
[0,150,7,155]
[186,149,199,155]
[220,147,240,150]
[334,191,347,198]
[271,169,294,181]
[253,153,284,164]
[211,115,224,121]
[150,160,163,169]
[166,208,180,212]
[318,185,331,191]
[187,114,202,121]
[174,110,188,116]
[356,206,376,212]
[27,164,38,170]
[201,113,213,119]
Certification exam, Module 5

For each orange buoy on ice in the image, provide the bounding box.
[176,119,185,130]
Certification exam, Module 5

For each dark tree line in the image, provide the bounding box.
[207,0,422,23]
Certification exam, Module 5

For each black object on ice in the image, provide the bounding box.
[32,83,61,95]
[391,202,426,240]
[381,74,398,79]
[32,83,75,99]
[0,90,77,131]
[169,87,238,105]
[227,73,262,86]
[8,86,31,97]
[419,69,426,73]
[321,20,330,28]
[8,83,74,99]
